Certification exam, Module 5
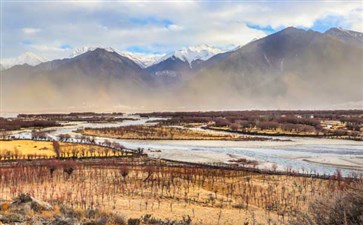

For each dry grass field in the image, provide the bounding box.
[0,140,55,158]
[0,140,131,160]
[0,155,353,224]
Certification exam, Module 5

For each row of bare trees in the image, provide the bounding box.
[0,158,360,224]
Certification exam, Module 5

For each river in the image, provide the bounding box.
[12,115,363,176]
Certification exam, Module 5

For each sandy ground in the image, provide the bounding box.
[123,136,363,172]
[299,156,363,171]
[108,197,277,225]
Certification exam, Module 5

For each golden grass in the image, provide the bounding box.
[0,140,55,157]
[0,140,131,159]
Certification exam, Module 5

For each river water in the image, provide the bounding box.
[12,116,363,176]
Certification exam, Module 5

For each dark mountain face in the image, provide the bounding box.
[32,48,146,80]
[145,52,231,86]
[6,48,146,78]
[193,51,234,71]
[64,48,144,78]
[2,48,155,112]
[145,56,191,86]
[146,56,191,75]
[221,27,320,72]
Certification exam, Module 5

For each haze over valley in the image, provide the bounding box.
[2,27,363,112]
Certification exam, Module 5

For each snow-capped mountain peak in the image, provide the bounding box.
[70,46,116,58]
[324,27,363,44]
[118,51,165,68]
[69,46,164,68]
[154,44,224,66]
[336,27,362,37]
[0,52,48,70]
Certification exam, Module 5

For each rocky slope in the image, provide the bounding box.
[0,194,126,225]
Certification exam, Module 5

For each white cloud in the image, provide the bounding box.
[231,2,362,29]
[344,9,363,32]
[22,27,42,35]
[167,24,183,31]
[30,44,65,52]
[2,1,362,59]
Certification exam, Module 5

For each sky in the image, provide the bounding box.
[1,1,363,60]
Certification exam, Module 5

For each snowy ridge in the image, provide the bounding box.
[70,45,226,68]
[324,27,363,44]
[69,46,116,58]
[70,46,164,68]
[153,44,223,66]
[1,45,228,70]
[336,27,363,38]
[1,52,48,70]
[119,51,165,68]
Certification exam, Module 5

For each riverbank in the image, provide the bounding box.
[206,126,363,141]
[79,125,273,141]
[6,116,363,176]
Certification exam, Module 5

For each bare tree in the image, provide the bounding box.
[52,141,61,158]
[120,165,129,182]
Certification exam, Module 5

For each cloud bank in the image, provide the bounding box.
[2,1,362,59]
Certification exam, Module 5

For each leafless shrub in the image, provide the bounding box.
[289,180,363,225]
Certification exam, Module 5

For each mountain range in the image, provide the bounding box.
[1,52,48,70]
[1,44,223,71]
[2,27,363,112]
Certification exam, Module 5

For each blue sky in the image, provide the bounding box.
[1,1,362,59]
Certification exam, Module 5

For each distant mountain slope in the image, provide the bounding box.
[146,56,191,78]
[0,52,47,70]
[182,27,363,109]
[9,48,148,83]
[145,45,225,86]
[2,48,154,112]
[325,27,363,47]
[58,48,145,79]
[153,44,223,66]
[69,46,163,68]
[2,27,362,112]
[193,48,239,71]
